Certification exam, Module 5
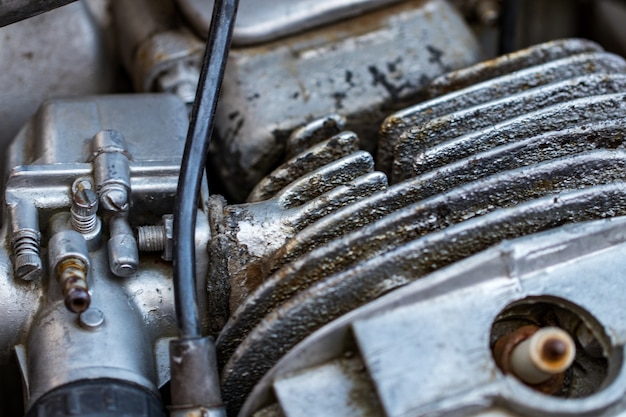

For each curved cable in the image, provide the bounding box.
[173,0,239,338]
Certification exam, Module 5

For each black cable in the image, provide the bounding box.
[173,0,239,339]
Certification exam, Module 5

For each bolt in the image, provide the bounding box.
[57,258,91,313]
[71,178,99,234]
[137,214,174,261]
[79,308,105,330]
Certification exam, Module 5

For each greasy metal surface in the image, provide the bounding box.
[221,183,626,414]
[391,71,626,181]
[177,0,405,46]
[209,217,626,415]
[379,53,626,174]
[395,93,626,182]
[217,151,626,366]
[248,122,354,203]
[207,118,387,333]
[404,120,626,202]
[427,38,602,96]
[210,0,481,201]
[208,39,626,415]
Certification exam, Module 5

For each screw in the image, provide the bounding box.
[100,187,129,212]
[58,258,91,313]
[137,214,174,261]
[9,199,42,281]
[71,179,99,234]
[13,229,42,281]
[137,225,166,252]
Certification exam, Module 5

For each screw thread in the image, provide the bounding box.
[71,181,99,234]
[58,258,90,313]
[13,230,42,280]
[137,225,166,252]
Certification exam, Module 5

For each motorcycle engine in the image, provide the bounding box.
[1,1,626,416]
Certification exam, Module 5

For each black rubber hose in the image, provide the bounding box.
[173,0,239,339]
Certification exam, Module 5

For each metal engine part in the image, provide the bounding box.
[0,94,211,416]
[208,38,626,415]
[3,1,626,417]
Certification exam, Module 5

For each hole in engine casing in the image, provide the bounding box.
[491,296,615,398]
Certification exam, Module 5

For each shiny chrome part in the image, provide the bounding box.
[210,0,482,200]
[177,0,405,45]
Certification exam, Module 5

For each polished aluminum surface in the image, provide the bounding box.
[177,0,405,45]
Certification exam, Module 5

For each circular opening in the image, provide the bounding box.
[491,296,611,398]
